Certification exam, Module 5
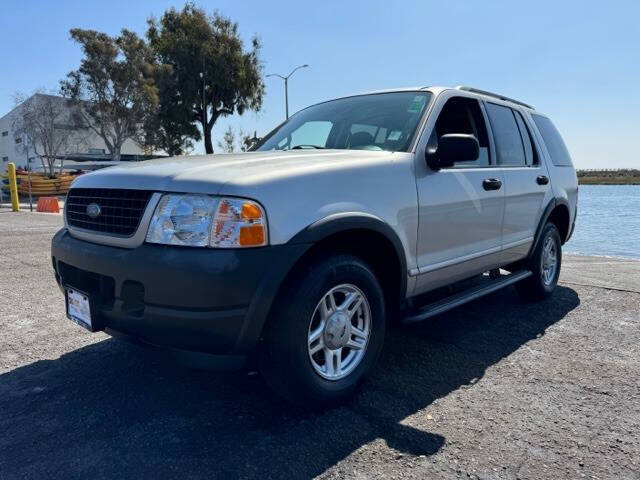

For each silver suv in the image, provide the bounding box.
[51,86,578,406]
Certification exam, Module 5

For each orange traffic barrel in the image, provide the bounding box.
[36,196,60,213]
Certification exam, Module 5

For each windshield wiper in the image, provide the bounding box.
[291,144,325,150]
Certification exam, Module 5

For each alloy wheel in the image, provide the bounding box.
[307,284,371,381]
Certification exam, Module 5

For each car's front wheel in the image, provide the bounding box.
[259,254,385,407]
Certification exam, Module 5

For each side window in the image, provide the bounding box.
[531,114,573,167]
[430,97,490,167]
[485,103,526,166]
[513,110,537,166]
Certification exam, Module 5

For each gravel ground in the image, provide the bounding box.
[1,211,639,480]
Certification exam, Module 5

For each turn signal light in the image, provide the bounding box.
[239,225,266,246]
[210,198,268,248]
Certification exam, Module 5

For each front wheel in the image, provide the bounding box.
[516,222,562,301]
[259,254,386,407]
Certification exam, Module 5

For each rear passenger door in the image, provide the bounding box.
[484,103,553,264]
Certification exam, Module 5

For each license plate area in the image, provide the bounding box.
[66,287,95,332]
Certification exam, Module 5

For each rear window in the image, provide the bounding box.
[532,114,573,166]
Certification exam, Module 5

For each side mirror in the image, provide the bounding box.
[426,134,479,170]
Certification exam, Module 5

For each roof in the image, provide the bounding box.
[454,86,534,109]
[322,85,535,111]
[0,93,74,122]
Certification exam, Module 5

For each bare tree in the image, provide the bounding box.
[61,29,162,161]
[217,126,236,153]
[12,91,87,177]
[216,127,261,153]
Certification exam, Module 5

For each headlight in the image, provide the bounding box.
[146,194,218,247]
[146,194,267,248]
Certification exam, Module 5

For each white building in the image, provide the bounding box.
[0,93,147,174]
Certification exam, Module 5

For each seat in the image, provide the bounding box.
[348,131,375,149]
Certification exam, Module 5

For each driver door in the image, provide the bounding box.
[413,94,505,294]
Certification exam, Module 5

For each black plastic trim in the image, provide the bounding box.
[528,198,571,258]
[528,199,556,258]
[567,203,577,243]
[52,229,311,355]
[289,212,408,300]
[554,197,571,241]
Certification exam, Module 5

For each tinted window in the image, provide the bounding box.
[532,114,573,166]
[486,103,526,166]
[431,97,490,167]
[513,110,536,165]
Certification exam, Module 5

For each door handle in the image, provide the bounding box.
[482,178,502,191]
[536,175,549,185]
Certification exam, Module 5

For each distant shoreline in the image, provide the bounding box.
[577,169,639,185]
[578,178,640,185]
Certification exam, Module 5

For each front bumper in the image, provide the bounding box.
[51,229,309,368]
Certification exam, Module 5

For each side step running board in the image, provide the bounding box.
[402,270,532,324]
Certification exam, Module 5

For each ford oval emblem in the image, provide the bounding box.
[86,203,101,219]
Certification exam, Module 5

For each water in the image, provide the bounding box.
[565,185,640,259]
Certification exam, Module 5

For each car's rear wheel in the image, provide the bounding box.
[259,254,385,407]
[516,222,562,301]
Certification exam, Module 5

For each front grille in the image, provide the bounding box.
[66,188,154,236]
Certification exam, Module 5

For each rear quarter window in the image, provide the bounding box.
[485,103,527,166]
[532,114,573,167]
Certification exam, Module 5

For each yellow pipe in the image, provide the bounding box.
[7,163,19,212]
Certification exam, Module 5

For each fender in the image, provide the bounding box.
[289,212,408,300]
[234,212,409,351]
[528,197,570,258]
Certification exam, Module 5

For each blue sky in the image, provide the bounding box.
[1,0,638,168]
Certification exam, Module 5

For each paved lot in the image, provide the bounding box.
[1,211,639,479]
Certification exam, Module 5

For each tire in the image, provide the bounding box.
[516,222,562,301]
[258,253,386,407]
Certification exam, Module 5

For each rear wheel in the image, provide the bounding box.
[259,254,385,407]
[516,222,562,301]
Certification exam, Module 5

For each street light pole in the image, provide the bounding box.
[266,64,309,120]
[284,76,289,119]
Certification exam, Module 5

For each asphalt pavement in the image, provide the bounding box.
[1,210,638,479]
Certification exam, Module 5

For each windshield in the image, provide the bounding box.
[256,91,432,153]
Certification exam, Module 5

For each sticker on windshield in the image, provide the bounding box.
[407,95,427,113]
[387,130,402,141]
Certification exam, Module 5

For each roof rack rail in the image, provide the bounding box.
[455,86,534,109]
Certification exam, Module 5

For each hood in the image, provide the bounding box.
[70,150,397,195]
